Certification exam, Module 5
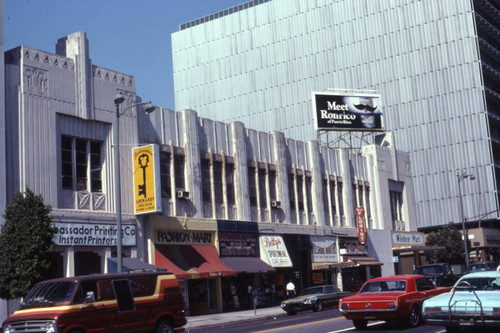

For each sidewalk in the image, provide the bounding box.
[184,306,286,331]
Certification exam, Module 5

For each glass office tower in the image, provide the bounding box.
[172,0,500,230]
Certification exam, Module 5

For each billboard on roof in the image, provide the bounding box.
[312,92,384,131]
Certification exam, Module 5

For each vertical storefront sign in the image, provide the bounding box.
[259,235,293,267]
[133,144,161,214]
[356,206,367,244]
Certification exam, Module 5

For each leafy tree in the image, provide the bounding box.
[0,188,56,299]
[424,222,465,265]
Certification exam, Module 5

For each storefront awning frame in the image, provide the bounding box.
[342,255,384,266]
[155,244,236,279]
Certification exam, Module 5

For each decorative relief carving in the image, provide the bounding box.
[24,67,49,96]
[92,193,106,211]
[77,191,90,210]
[21,49,74,71]
[377,155,386,171]
[405,161,411,175]
[93,67,135,88]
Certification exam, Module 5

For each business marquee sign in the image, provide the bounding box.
[219,232,258,257]
[53,223,136,246]
[310,236,338,263]
[259,235,293,268]
[312,92,384,131]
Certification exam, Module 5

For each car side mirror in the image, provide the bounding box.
[84,291,95,303]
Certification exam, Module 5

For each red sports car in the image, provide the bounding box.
[339,274,450,330]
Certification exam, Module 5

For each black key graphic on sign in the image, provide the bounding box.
[138,153,149,197]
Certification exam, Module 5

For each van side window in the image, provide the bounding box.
[77,282,98,303]
[97,280,115,301]
[112,279,135,312]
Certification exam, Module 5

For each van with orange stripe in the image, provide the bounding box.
[2,270,186,333]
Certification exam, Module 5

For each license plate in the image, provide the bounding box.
[459,319,474,326]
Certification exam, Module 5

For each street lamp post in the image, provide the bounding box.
[457,171,475,272]
[113,93,156,273]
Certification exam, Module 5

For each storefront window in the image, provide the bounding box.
[201,159,211,202]
[330,179,337,224]
[188,279,217,314]
[306,176,313,212]
[259,168,267,208]
[297,175,304,211]
[269,169,276,202]
[174,155,185,190]
[226,163,235,205]
[248,166,257,206]
[160,152,171,198]
[61,135,102,193]
[288,173,295,209]
[214,161,223,203]
[338,182,344,222]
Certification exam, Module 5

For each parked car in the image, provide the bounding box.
[468,261,497,272]
[339,274,450,330]
[2,270,186,333]
[422,270,500,332]
[280,285,352,315]
[413,263,458,287]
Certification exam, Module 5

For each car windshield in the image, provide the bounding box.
[302,287,324,295]
[359,280,407,293]
[454,277,500,291]
[414,265,444,276]
[22,282,76,306]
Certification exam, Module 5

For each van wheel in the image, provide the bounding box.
[156,319,173,333]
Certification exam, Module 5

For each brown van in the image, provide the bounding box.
[2,270,186,333]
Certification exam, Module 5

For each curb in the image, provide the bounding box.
[185,311,288,332]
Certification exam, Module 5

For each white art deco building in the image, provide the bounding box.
[172,0,500,231]
[2,30,423,319]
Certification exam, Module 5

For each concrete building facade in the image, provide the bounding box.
[172,0,500,233]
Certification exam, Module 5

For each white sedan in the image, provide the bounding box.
[422,270,500,333]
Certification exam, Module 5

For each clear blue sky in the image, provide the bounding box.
[4,0,246,110]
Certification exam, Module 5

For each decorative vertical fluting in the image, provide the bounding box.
[338,148,354,228]
[182,109,202,217]
[231,122,251,221]
[272,132,291,223]
[307,140,325,226]
[56,32,93,120]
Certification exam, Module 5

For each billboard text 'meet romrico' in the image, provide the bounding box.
[312,92,384,131]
